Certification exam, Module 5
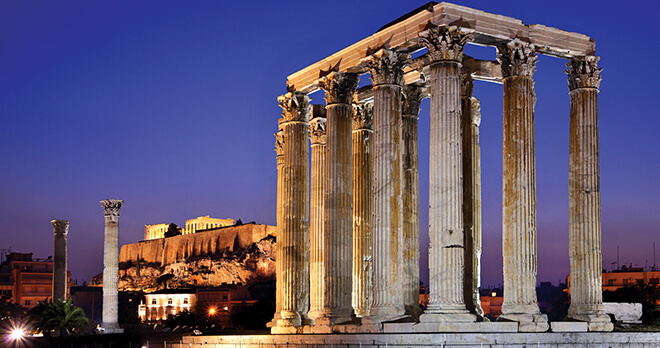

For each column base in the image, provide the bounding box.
[565,311,613,332]
[266,312,282,328]
[404,304,423,322]
[419,311,476,323]
[498,313,549,332]
[307,309,322,321]
[369,305,406,324]
[276,310,301,328]
[318,308,353,325]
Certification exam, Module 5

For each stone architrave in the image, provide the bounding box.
[416,24,476,324]
[401,83,425,318]
[308,106,327,321]
[100,199,124,332]
[352,99,373,318]
[275,91,311,330]
[460,74,485,319]
[267,126,285,328]
[51,219,69,301]
[565,56,612,332]
[497,38,548,332]
[360,48,408,323]
[317,71,358,326]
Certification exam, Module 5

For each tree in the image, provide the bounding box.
[26,299,89,336]
[164,223,181,238]
[156,273,176,290]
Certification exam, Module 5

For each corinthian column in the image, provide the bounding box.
[416,24,475,324]
[401,84,425,318]
[361,48,408,323]
[275,91,311,329]
[565,56,612,332]
[318,71,358,325]
[352,99,373,318]
[497,39,548,332]
[267,127,284,328]
[100,199,124,332]
[461,74,485,319]
[308,106,327,321]
[51,220,69,301]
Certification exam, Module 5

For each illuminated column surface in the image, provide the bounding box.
[51,219,69,301]
[352,99,373,318]
[275,91,311,330]
[267,126,284,328]
[308,106,327,321]
[417,24,476,324]
[497,39,548,332]
[101,199,124,332]
[361,48,408,323]
[401,83,424,318]
[565,56,613,332]
[317,71,358,326]
[461,74,484,318]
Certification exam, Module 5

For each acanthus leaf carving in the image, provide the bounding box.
[416,22,473,63]
[497,38,537,78]
[274,131,284,156]
[51,220,69,235]
[100,199,124,217]
[402,84,427,117]
[308,116,327,144]
[352,101,373,130]
[360,48,409,86]
[565,55,602,90]
[278,91,311,123]
[318,71,359,105]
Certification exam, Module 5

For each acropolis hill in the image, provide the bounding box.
[91,223,277,292]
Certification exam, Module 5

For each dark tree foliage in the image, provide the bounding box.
[156,273,176,290]
[164,223,182,238]
[603,284,660,325]
[229,300,275,330]
[26,299,89,336]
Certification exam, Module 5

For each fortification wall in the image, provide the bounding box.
[119,224,277,266]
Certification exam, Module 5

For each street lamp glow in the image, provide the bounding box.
[208,307,216,316]
[9,328,25,341]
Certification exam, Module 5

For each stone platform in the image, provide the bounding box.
[183,332,660,347]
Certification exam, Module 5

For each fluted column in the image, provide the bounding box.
[401,84,424,318]
[267,127,284,328]
[276,91,311,328]
[460,74,485,318]
[100,199,124,332]
[417,24,475,323]
[51,219,69,301]
[565,56,612,331]
[318,71,358,325]
[308,106,327,321]
[352,99,373,318]
[361,48,408,322]
[497,39,548,331]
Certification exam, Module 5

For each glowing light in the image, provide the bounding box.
[9,327,25,341]
[491,292,497,297]
[208,307,216,316]
[223,306,228,311]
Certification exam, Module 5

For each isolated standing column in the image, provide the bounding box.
[361,48,408,322]
[417,24,475,323]
[100,199,124,332]
[267,127,284,328]
[276,91,311,328]
[401,84,424,317]
[308,107,327,321]
[565,56,612,331]
[51,219,69,301]
[352,100,373,318]
[497,39,548,331]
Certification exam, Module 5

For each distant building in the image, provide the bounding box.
[139,288,196,322]
[567,267,660,296]
[0,252,72,309]
[144,215,236,240]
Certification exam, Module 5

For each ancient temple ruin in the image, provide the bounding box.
[271,2,611,334]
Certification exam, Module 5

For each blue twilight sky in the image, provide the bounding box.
[0,1,658,288]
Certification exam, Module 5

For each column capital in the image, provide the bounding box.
[471,97,481,127]
[565,55,602,91]
[100,199,124,217]
[460,73,474,98]
[51,220,69,235]
[319,71,359,105]
[278,92,311,123]
[274,131,284,156]
[497,39,537,78]
[417,23,473,63]
[402,84,426,117]
[352,100,373,130]
[308,116,327,145]
[360,48,409,86]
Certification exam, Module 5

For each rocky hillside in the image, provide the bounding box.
[90,229,276,293]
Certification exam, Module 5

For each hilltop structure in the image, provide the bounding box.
[272,1,610,335]
[144,215,235,240]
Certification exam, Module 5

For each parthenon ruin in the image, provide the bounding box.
[271,2,612,333]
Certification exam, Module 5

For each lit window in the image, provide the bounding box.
[168,298,173,305]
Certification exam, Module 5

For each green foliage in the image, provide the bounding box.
[26,299,89,336]
[156,273,176,290]
[603,283,660,325]
[164,223,182,238]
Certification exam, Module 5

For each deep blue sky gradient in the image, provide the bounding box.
[1,1,658,288]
